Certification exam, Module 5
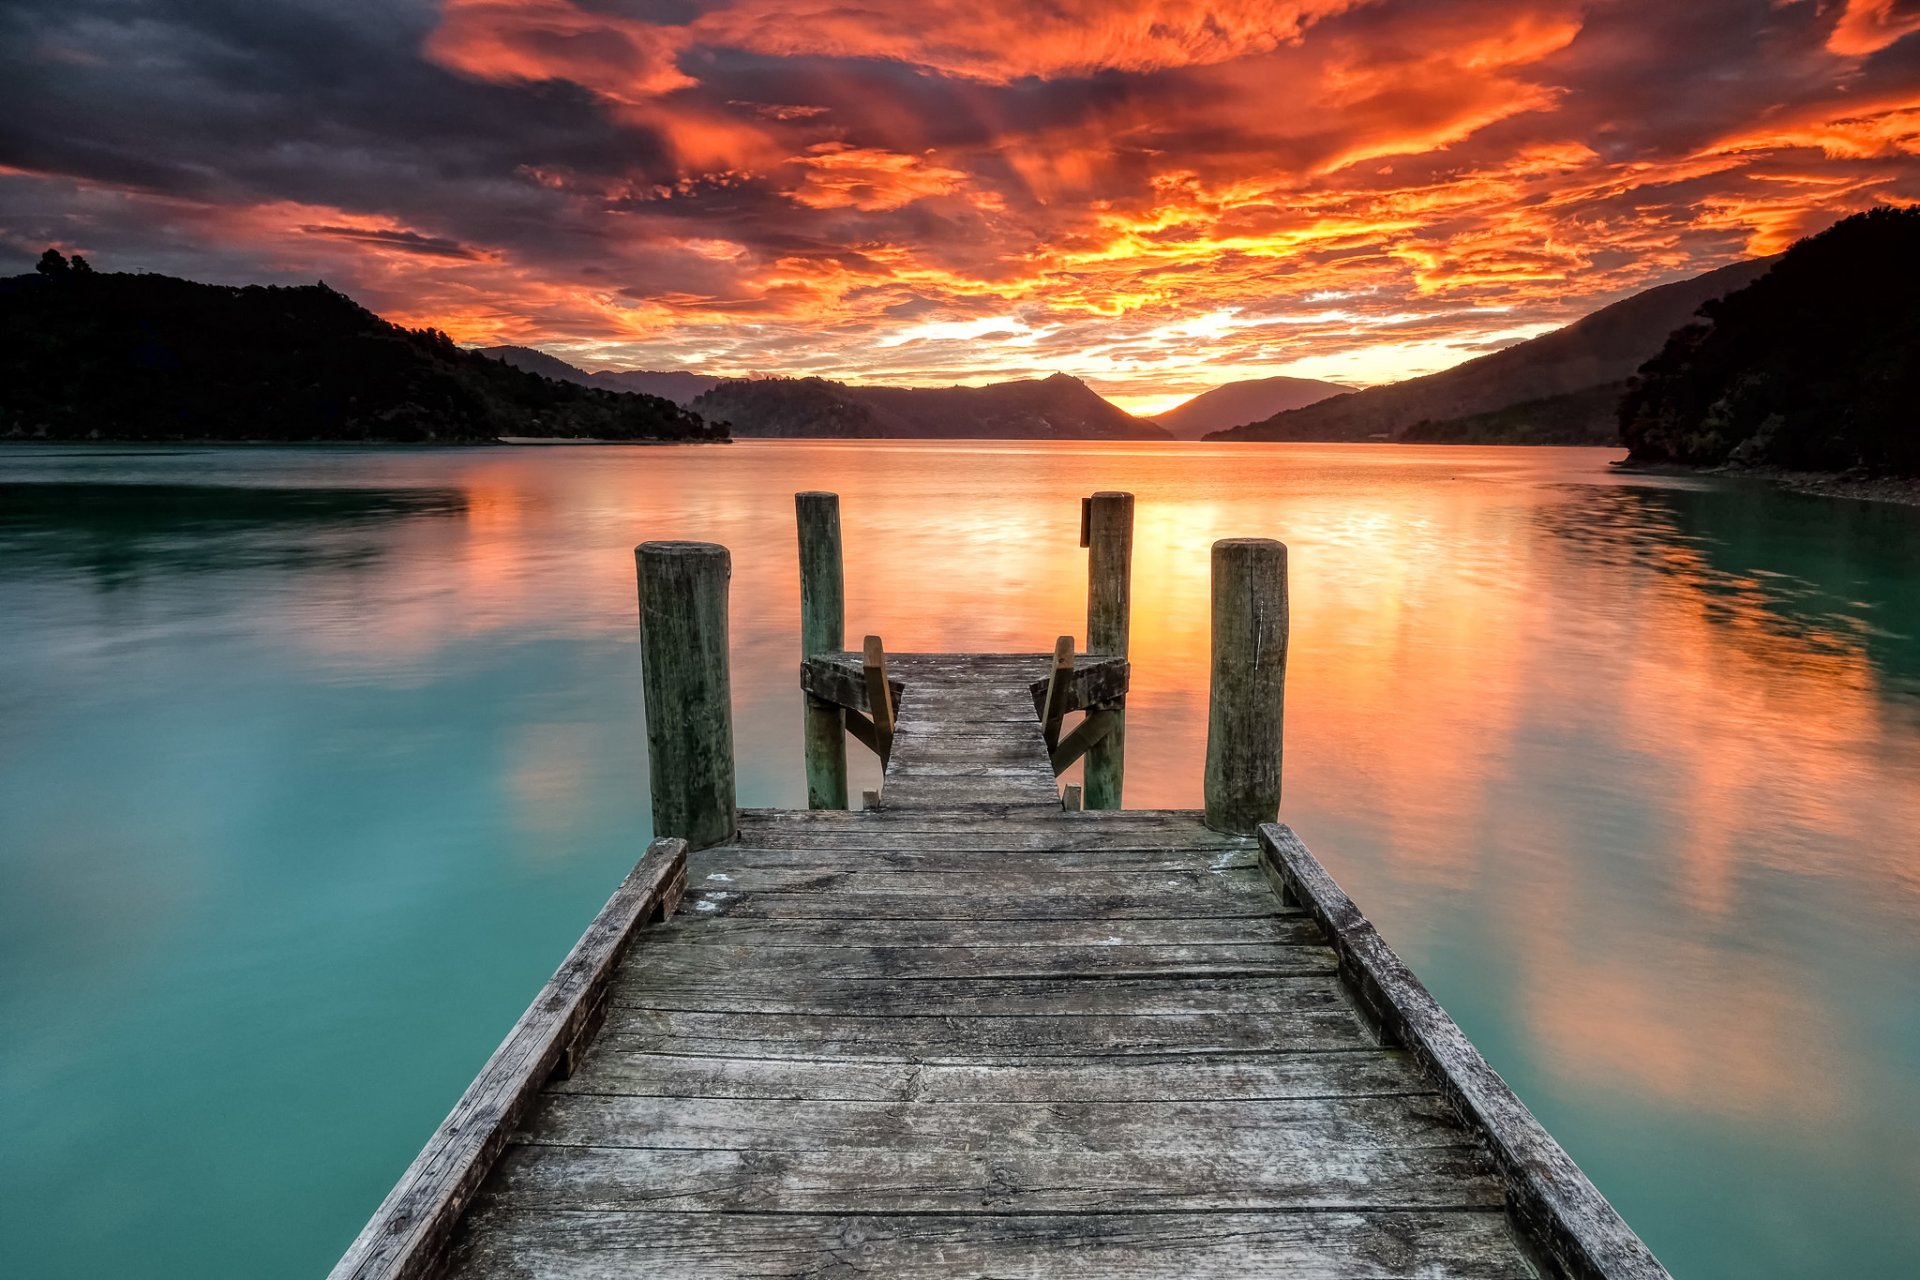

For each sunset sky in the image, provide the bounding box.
[5,1,1920,413]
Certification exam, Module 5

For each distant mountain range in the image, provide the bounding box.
[476,346,721,405]
[693,373,1168,440]
[1,262,719,444]
[1207,257,1776,443]
[38,236,1886,456]
[481,346,1169,440]
[1151,375,1347,438]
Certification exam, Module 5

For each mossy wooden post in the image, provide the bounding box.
[1204,537,1288,835]
[636,541,736,851]
[796,491,848,809]
[1083,491,1133,809]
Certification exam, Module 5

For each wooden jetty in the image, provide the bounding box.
[332,492,1670,1280]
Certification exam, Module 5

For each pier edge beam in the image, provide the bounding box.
[1083,491,1133,809]
[636,540,737,850]
[796,492,849,809]
[1204,537,1289,835]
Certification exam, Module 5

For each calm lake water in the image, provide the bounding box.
[1,441,1916,1278]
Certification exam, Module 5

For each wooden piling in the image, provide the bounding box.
[1083,491,1133,809]
[796,492,848,809]
[636,541,736,851]
[1204,538,1288,835]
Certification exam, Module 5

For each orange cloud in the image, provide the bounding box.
[1827,0,1920,57]
[696,0,1361,82]
[14,0,1920,399]
[792,144,971,211]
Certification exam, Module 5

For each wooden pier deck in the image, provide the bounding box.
[332,495,1669,1280]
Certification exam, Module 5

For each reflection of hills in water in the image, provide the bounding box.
[1536,483,1920,697]
[0,482,467,583]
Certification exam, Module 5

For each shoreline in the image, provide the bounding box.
[0,435,726,448]
[1612,459,1920,508]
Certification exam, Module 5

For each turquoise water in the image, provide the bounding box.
[1,442,1916,1277]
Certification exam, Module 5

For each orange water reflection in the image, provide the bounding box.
[278,442,1918,1137]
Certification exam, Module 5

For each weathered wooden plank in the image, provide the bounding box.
[1261,823,1672,1280]
[1026,657,1130,719]
[687,866,1261,896]
[327,839,688,1280]
[883,785,1062,811]
[478,1141,1506,1214]
[733,806,1231,835]
[691,844,1260,875]
[606,973,1354,1017]
[894,708,1051,726]
[861,635,895,764]
[640,914,1305,948]
[873,739,1049,764]
[629,940,1339,982]
[733,809,1213,832]
[552,1049,1430,1103]
[677,881,1280,920]
[521,1093,1476,1158]
[591,1007,1375,1059]
[711,827,1251,854]
[687,865,1268,898]
[1041,634,1075,750]
[882,773,1061,796]
[1050,706,1120,773]
[445,1208,1538,1279]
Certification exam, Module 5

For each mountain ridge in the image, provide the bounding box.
[1206,257,1776,443]
[694,372,1171,440]
[1152,375,1347,438]
[475,346,722,405]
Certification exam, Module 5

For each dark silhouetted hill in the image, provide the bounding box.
[1152,376,1346,438]
[594,369,723,404]
[0,263,722,443]
[1208,257,1774,443]
[475,345,721,405]
[1621,207,1920,475]
[1401,383,1628,445]
[693,373,1169,440]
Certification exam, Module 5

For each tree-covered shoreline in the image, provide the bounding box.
[0,257,724,445]
[1621,207,1920,476]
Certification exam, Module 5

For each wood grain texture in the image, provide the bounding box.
[1261,823,1671,1280]
[872,655,1062,810]
[327,839,687,1280]
[1083,491,1133,809]
[445,1208,1539,1279]
[341,639,1650,1280]
[636,542,735,850]
[589,1007,1377,1059]
[481,1140,1507,1214]
[796,493,848,810]
[1204,538,1287,835]
[551,1049,1431,1103]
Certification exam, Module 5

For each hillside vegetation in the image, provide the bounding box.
[1621,207,1920,474]
[1,258,721,443]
